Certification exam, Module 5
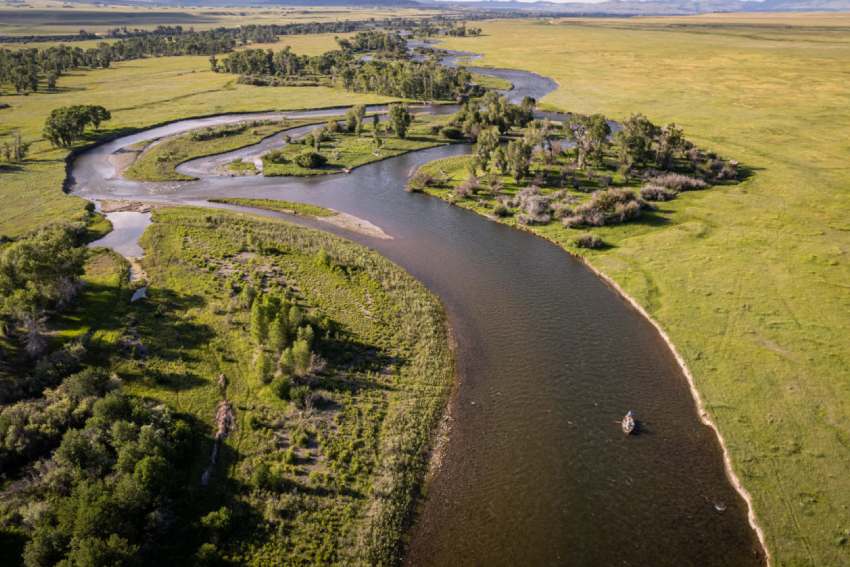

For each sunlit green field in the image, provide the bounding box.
[0,55,394,238]
[440,16,850,566]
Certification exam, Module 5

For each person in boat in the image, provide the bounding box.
[622,410,637,434]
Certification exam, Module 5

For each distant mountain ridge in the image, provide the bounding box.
[62,0,850,14]
[425,0,850,15]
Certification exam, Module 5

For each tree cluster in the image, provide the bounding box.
[450,92,535,140]
[4,392,195,567]
[388,104,412,139]
[0,225,87,358]
[247,289,326,409]
[43,105,111,148]
[1,132,29,164]
[222,46,473,101]
[336,31,407,57]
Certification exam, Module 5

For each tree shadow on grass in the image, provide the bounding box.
[0,163,23,173]
[44,85,87,94]
[319,331,404,375]
[128,368,209,391]
[62,279,214,373]
[629,209,673,228]
[134,287,214,363]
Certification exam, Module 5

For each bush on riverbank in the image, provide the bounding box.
[573,233,605,249]
[295,151,327,169]
[562,189,645,228]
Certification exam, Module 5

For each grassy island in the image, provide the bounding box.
[259,111,452,177]
[124,117,328,182]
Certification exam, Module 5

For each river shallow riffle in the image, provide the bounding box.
[81,47,765,566]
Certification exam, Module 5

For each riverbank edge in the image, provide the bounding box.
[59,102,416,195]
[86,202,458,564]
[66,97,769,562]
[127,115,348,182]
[422,187,772,566]
[581,250,771,566]
[398,314,460,561]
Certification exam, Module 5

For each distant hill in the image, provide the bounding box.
[449,0,849,14]
[60,0,850,14]
[423,0,850,14]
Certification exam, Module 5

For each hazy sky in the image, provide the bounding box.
[440,0,609,3]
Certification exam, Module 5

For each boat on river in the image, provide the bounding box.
[622,410,637,435]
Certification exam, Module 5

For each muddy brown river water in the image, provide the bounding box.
[75,47,765,566]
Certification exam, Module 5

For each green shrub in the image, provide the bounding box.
[440,126,463,140]
[573,233,605,249]
[264,150,287,164]
[295,151,327,169]
[493,202,511,217]
[290,385,312,409]
[200,507,232,534]
[272,375,292,400]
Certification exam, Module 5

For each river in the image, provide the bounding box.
[74,45,765,566]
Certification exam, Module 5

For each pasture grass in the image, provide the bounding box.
[440,16,850,566]
[239,32,356,55]
[0,53,394,239]
[207,198,335,217]
[0,3,435,36]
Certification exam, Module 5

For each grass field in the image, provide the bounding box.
[0,54,394,239]
[0,1,436,36]
[439,16,850,565]
[207,198,335,217]
[239,32,356,56]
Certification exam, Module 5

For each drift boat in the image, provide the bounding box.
[622,411,636,435]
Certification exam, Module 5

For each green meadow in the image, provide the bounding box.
[0,54,394,239]
[440,16,850,565]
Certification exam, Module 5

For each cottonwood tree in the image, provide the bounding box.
[1,132,29,163]
[346,104,366,134]
[567,114,610,169]
[505,138,532,183]
[43,105,111,147]
[474,126,501,173]
[614,113,658,171]
[388,103,412,139]
[250,299,268,345]
[655,123,685,169]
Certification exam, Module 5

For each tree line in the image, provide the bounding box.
[0,19,424,95]
[221,46,473,101]
[0,224,88,401]
[336,30,408,56]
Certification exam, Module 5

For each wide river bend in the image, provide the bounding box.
[72,51,765,566]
